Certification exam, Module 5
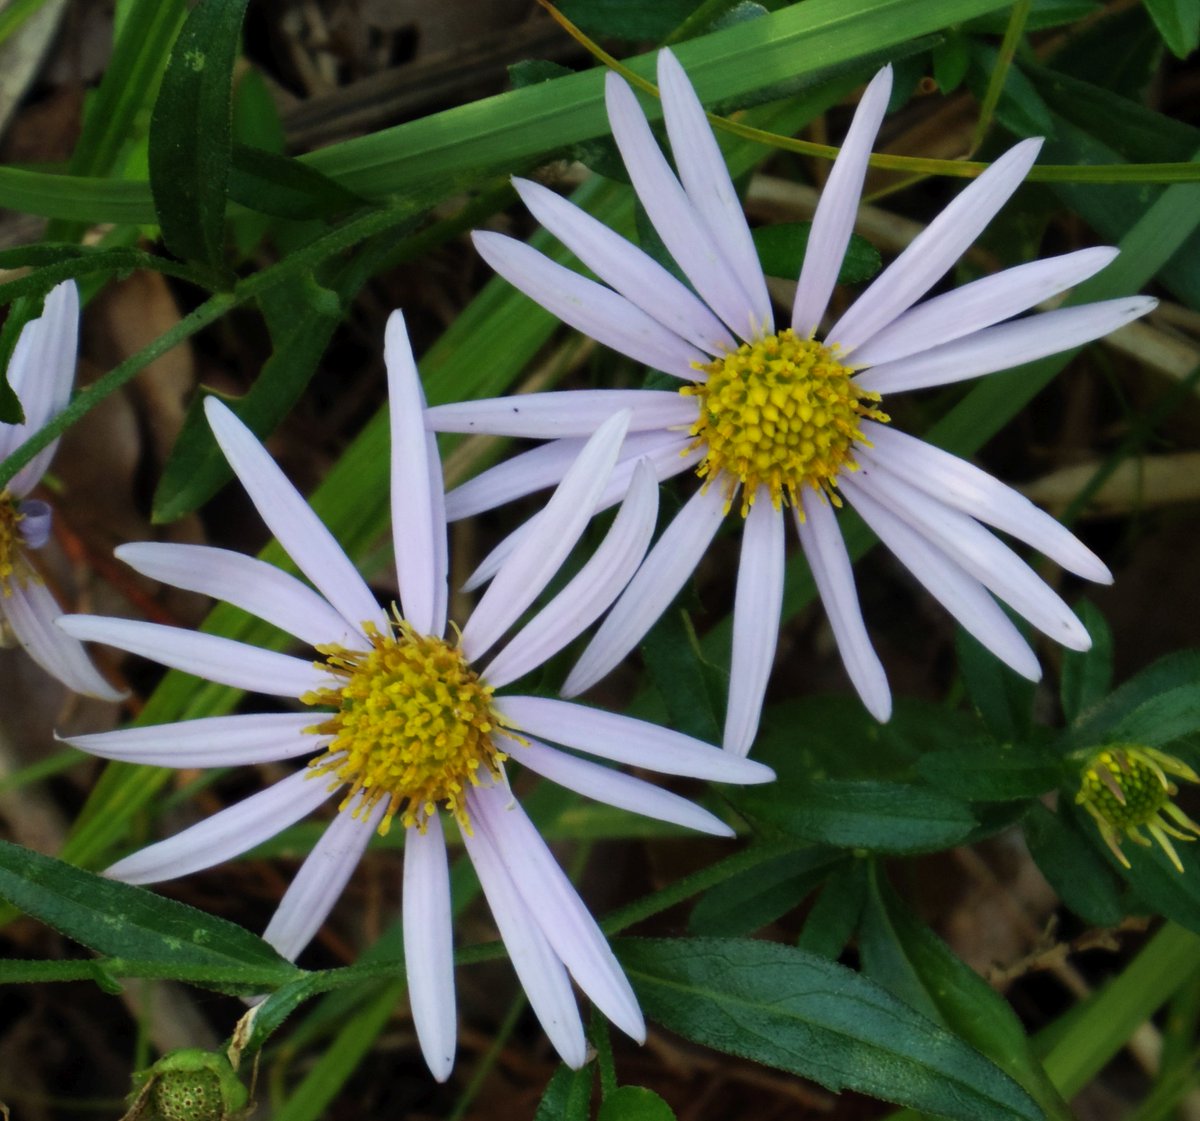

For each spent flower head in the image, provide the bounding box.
[425,52,1155,755]
[1076,743,1200,873]
[59,311,772,1080]
[0,282,122,699]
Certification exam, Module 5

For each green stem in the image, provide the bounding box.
[970,0,1033,154]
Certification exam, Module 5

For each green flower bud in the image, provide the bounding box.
[122,1049,249,1121]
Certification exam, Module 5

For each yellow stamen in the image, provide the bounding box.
[682,328,888,516]
[301,611,519,836]
[0,493,28,595]
[1076,744,1200,873]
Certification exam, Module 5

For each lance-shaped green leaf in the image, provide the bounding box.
[536,1064,593,1121]
[1059,600,1113,725]
[228,145,372,221]
[917,743,1061,802]
[597,1086,678,1121]
[1023,802,1124,926]
[1143,0,1200,57]
[753,222,881,285]
[148,0,250,274]
[0,840,296,988]
[617,937,1044,1121]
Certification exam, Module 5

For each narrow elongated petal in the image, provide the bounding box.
[794,492,891,722]
[658,50,773,335]
[854,296,1157,394]
[563,483,726,697]
[4,576,124,700]
[606,73,760,339]
[471,784,646,1042]
[460,411,629,662]
[115,543,365,650]
[106,765,340,884]
[792,67,893,337]
[829,139,1044,354]
[485,460,659,688]
[840,477,1041,679]
[262,794,383,961]
[514,177,734,355]
[519,738,733,837]
[404,814,456,1082]
[723,492,785,756]
[386,311,447,636]
[859,422,1111,582]
[60,712,326,767]
[3,282,79,494]
[427,387,694,439]
[57,614,327,697]
[426,438,449,634]
[495,695,775,784]
[473,231,706,377]
[461,814,587,1068]
[848,246,1118,368]
[852,462,1091,650]
[204,398,386,634]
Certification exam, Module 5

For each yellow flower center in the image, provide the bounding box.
[683,329,887,515]
[0,493,26,593]
[302,614,516,835]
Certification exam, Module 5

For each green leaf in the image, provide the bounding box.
[753,222,881,284]
[1023,802,1124,925]
[0,245,204,307]
[535,1063,593,1121]
[148,0,250,273]
[917,743,1060,801]
[557,0,702,40]
[1108,685,1200,747]
[0,840,296,988]
[228,145,372,221]
[965,0,1100,32]
[617,937,1043,1121]
[639,607,724,746]
[689,847,844,937]
[1069,651,1200,749]
[932,31,971,94]
[858,864,1072,1121]
[597,1086,677,1121]
[1059,601,1113,724]
[735,778,977,853]
[1143,0,1200,57]
[797,860,868,959]
[966,45,1056,138]
[956,627,1035,743]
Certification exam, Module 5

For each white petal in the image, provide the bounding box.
[829,139,1044,355]
[460,812,586,1068]
[427,386,695,439]
[3,281,79,494]
[514,176,734,355]
[60,712,327,767]
[657,50,773,336]
[518,737,733,837]
[386,311,447,637]
[792,67,893,337]
[4,575,124,699]
[426,437,450,635]
[723,491,784,756]
[57,614,327,698]
[461,411,630,662]
[606,72,761,340]
[204,398,387,634]
[852,461,1091,650]
[495,695,775,784]
[471,784,646,1043]
[563,483,725,697]
[793,491,891,722]
[485,460,659,688]
[859,421,1111,583]
[848,246,1118,368]
[404,814,457,1081]
[115,542,365,650]
[106,765,340,884]
[472,231,707,377]
[855,296,1157,394]
[839,477,1040,679]
[262,794,383,961]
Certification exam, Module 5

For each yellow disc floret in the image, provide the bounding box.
[1076,743,1200,873]
[0,492,27,593]
[302,612,517,835]
[683,329,887,516]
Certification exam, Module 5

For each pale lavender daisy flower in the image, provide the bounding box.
[425,52,1156,754]
[0,281,122,700]
[57,311,772,1080]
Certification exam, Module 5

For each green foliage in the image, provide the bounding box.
[536,1064,593,1121]
[597,1086,678,1121]
[1142,0,1200,57]
[752,223,882,284]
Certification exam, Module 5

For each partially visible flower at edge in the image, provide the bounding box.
[1076,743,1200,872]
[57,311,773,1080]
[0,281,123,700]
[424,52,1156,756]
